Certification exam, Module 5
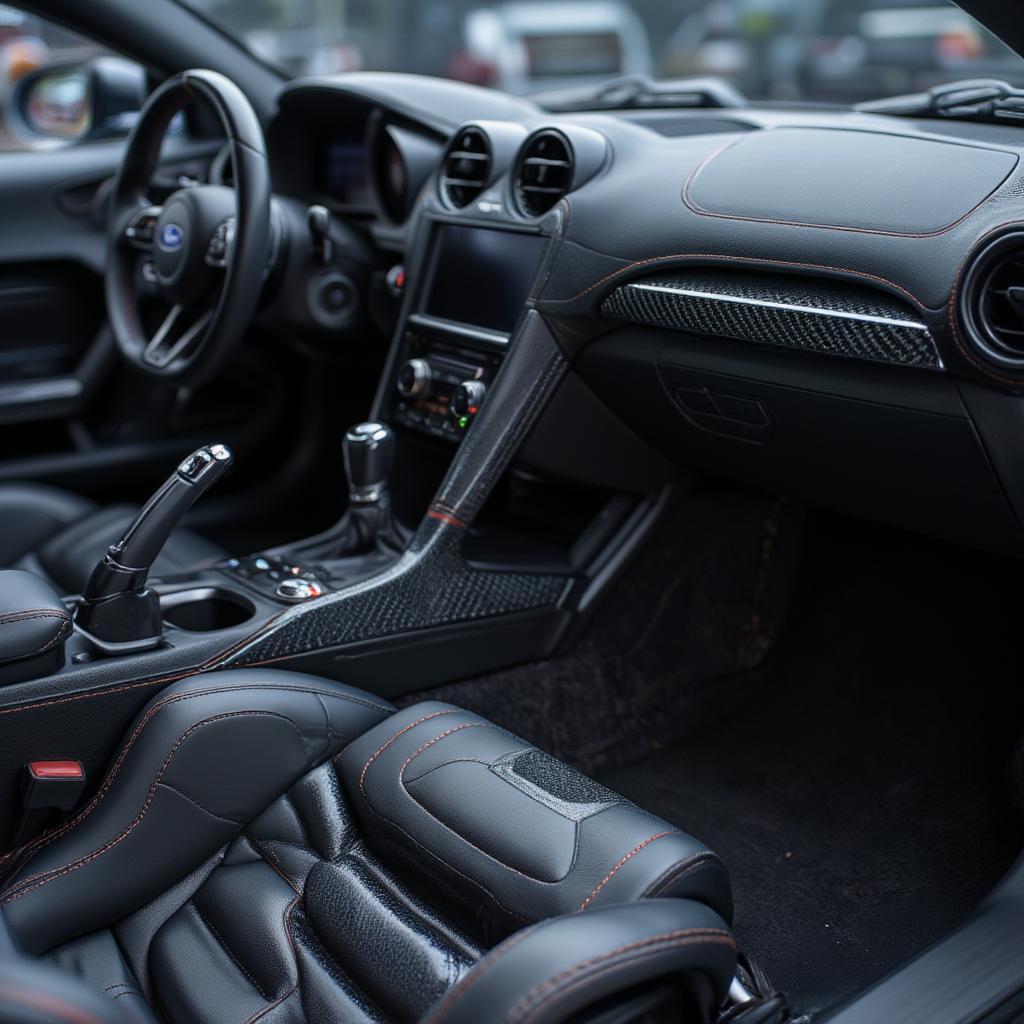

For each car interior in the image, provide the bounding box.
[1,0,1024,1022]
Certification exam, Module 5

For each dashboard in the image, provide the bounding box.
[260,72,1024,559]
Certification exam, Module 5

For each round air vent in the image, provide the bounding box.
[515,130,573,217]
[440,127,491,208]
[960,230,1024,371]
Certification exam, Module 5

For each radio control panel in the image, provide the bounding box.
[389,328,503,442]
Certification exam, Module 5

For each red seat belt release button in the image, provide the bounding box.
[23,760,86,810]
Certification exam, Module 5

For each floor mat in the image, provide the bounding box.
[598,512,1024,1017]
[406,491,803,774]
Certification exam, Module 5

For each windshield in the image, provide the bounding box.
[180,0,1024,106]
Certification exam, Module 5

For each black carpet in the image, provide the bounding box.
[597,512,1024,1017]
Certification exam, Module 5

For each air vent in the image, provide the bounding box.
[959,231,1024,371]
[515,130,573,217]
[440,127,490,208]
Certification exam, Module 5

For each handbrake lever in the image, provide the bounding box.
[76,444,232,649]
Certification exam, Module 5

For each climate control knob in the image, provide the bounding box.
[452,380,487,428]
[397,358,431,400]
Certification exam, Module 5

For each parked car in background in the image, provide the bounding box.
[446,1,651,94]
[795,0,1024,102]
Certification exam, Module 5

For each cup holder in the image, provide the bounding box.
[161,587,255,632]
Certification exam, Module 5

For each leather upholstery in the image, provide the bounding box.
[0,571,71,667]
[0,669,735,1023]
[0,484,226,594]
[341,702,733,940]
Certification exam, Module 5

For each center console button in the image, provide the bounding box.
[275,578,324,602]
[397,358,432,399]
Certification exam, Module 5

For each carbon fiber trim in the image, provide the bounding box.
[600,272,942,369]
[226,522,568,665]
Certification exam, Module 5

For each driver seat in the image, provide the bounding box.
[0,483,226,595]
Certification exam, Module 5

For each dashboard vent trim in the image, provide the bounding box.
[440,127,491,209]
[602,272,942,370]
[515,130,573,217]
[959,230,1024,372]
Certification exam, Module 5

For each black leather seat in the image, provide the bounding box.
[0,483,226,594]
[0,669,737,1023]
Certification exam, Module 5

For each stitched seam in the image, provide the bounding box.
[0,607,295,722]
[3,683,390,876]
[240,896,300,1024]
[680,134,1007,239]
[397,723,547,884]
[356,738,532,927]
[157,781,243,826]
[192,901,271,1001]
[514,929,736,1024]
[0,710,292,904]
[250,838,302,895]
[0,609,70,624]
[640,852,721,898]
[543,253,928,309]
[428,920,548,1023]
[0,610,72,657]
[579,831,679,911]
[357,708,461,790]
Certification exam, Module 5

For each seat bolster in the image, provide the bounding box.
[339,702,733,943]
[0,669,393,956]
[0,484,95,568]
[422,899,736,1024]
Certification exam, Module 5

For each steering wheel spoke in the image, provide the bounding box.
[143,303,214,370]
[106,69,270,384]
[123,205,163,252]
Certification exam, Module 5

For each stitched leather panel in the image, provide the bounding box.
[0,671,393,955]
[340,703,733,940]
[148,759,483,1024]
[684,129,1017,237]
[601,272,941,369]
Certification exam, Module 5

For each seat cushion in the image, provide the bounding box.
[0,484,227,594]
[0,672,735,1024]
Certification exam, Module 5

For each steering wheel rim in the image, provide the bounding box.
[105,69,271,386]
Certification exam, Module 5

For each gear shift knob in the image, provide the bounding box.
[343,422,394,503]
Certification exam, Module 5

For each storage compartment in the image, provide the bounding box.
[576,326,1024,557]
[161,588,255,632]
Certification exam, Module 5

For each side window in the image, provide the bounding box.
[0,5,139,152]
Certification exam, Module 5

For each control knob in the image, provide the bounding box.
[452,380,486,428]
[397,358,431,400]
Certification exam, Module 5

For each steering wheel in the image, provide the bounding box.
[105,69,271,386]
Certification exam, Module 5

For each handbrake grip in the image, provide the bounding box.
[112,444,233,570]
[76,444,232,647]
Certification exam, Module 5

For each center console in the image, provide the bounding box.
[386,223,549,440]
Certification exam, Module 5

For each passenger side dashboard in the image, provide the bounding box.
[270,72,1024,557]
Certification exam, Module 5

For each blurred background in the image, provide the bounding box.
[2,0,1024,151]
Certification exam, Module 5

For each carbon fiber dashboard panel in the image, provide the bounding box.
[600,271,942,369]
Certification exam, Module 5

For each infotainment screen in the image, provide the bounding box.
[423,225,547,335]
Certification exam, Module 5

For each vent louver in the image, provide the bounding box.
[440,127,490,208]
[960,231,1024,371]
[515,130,573,217]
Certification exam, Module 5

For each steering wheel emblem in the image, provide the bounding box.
[159,223,185,251]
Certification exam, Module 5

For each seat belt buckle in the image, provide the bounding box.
[22,760,86,809]
[12,761,87,848]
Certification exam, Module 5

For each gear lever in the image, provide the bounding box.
[344,422,394,505]
[76,444,233,648]
[277,422,407,563]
